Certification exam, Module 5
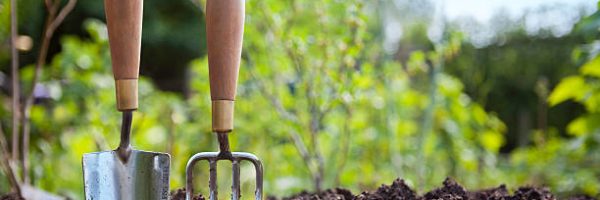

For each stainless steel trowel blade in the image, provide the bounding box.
[82,150,170,200]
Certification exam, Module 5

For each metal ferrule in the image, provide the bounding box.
[115,79,138,111]
[212,100,234,133]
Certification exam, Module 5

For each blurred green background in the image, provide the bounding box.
[1,0,600,199]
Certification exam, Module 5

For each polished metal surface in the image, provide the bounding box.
[83,150,171,200]
[185,133,263,200]
[83,111,171,200]
[185,152,263,200]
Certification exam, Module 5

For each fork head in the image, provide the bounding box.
[185,151,263,200]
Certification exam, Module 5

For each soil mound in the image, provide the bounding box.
[280,188,355,200]
[355,178,418,200]
[0,193,23,200]
[271,178,596,200]
[3,178,594,200]
[170,188,206,200]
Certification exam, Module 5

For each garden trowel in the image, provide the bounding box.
[82,0,170,199]
[185,0,263,199]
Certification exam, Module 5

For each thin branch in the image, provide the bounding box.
[288,128,316,176]
[10,0,20,163]
[333,103,351,186]
[0,124,21,196]
[21,0,78,184]
[248,70,310,158]
[44,0,53,11]
[251,1,327,190]
[263,93,315,175]
[47,0,77,37]
[252,73,318,182]
[246,56,315,178]
[295,47,326,191]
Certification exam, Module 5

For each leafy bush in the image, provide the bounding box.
[2,0,598,199]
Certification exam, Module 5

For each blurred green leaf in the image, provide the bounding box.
[548,76,586,106]
[581,56,600,77]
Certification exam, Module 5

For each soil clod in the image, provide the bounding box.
[568,195,598,200]
[423,178,468,200]
[356,178,418,200]
[272,177,596,200]
[0,193,23,200]
[468,184,509,200]
[1,179,593,200]
[170,188,206,200]
[511,187,555,200]
[282,188,355,200]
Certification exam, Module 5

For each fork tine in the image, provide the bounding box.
[251,159,263,200]
[186,152,219,200]
[209,160,218,200]
[233,152,263,200]
[232,159,241,200]
[186,152,263,200]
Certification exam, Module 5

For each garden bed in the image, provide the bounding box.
[171,178,596,200]
[0,193,21,200]
[1,178,596,200]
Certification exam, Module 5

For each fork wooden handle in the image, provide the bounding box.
[206,0,245,133]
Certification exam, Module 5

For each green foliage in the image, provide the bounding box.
[1,0,598,199]
[550,53,600,136]
[236,0,505,194]
[0,1,508,198]
[12,19,200,197]
[444,9,587,152]
[508,17,600,195]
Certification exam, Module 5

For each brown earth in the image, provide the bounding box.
[268,178,597,200]
[170,188,206,200]
[0,193,23,200]
[1,178,596,200]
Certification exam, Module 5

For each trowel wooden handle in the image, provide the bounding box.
[206,0,245,133]
[105,0,143,111]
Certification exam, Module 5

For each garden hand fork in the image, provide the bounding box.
[185,0,263,199]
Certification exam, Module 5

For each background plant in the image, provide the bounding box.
[0,0,598,199]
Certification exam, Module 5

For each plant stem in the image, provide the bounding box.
[246,55,318,188]
[10,0,20,164]
[0,124,21,196]
[333,103,352,186]
[21,0,77,184]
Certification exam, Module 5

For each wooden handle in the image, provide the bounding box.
[206,0,245,132]
[105,0,143,111]
[207,0,245,101]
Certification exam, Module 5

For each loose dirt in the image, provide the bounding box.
[568,195,598,200]
[0,193,23,200]
[1,178,595,200]
[170,188,206,200]
[268,178,595,200]
[355,178,418,200]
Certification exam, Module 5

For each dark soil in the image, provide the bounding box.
[278,188,355,200]
[468,184,509,200]
[568,195,598,200]
[269,178,596,200]
[511,187,555,200]
[423,178,468,200]
[0,193,23,200]
[170,188,206,200]
[355,178,418,200]
[2,178,596,200]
